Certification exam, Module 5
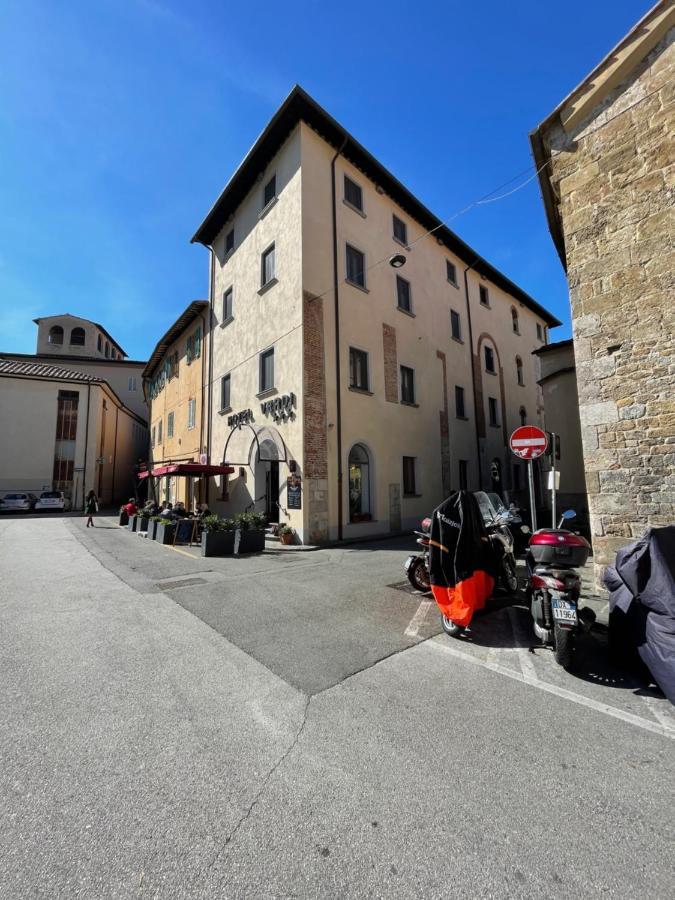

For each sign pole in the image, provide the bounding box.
[527,459,537,532]
[551,431,557,529]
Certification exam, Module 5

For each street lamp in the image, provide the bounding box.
[389,254,406,268]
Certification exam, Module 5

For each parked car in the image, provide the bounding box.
[1,492,38,510]
[35,491,69,512]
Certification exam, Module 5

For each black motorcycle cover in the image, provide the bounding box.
[428,491,495,628]
[604,526,675,704]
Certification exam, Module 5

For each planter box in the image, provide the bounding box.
[155,522,175,545]
[201,530,236,557]
[237,529,266,554]
[147,520,159,540]
[137,516,150,534]
[119,510,129,527]
[127,516,138,533]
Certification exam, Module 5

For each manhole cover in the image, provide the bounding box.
[157,577,208,591]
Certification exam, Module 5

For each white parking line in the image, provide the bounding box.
[426,640,675,741]
[639,693,675,734]
[405,600,434,638]
[507,607,538,682]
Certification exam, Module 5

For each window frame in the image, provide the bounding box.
[263,173,276,209]
[128,376,137,392]
[222,286,233,323]
[479,284,490,307]
[488,396,500,427]
[450,309,462,341]
[348,346,370,392]
[224,228,234,257]
[260,243,276,290]
[259,347,275,394]
[220,373,231,412]
[402,456,417,497]
[455,385,466,419]
[400,364,416,405]
[343,174,364,213]
[516,356,524,386]
[187,398,196,430]
[70,327,86,346]
[392,214,407,246]
[345,243,367,289]
[446,260,458,286]
[167,411,174,438]
[511,307,520,334]
[396,274,412,313]
[157,418,163,444]
[484,345,496,374]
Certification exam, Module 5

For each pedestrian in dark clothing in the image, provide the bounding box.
[85,490,98,527]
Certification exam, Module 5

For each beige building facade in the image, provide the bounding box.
[194,87,559,543]
[531,1,675,575]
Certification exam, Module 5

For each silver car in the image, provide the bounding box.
[1,492,38,511]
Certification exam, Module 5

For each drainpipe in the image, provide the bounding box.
[206,246,215,505]
[463,259,483,489]
[82,384,91,509]
[331,135,348,541]
[200,303,209,507]
[111,405,119,502]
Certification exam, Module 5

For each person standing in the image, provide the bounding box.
[85,490,98,527]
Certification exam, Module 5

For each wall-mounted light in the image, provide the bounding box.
[389,254,406,268]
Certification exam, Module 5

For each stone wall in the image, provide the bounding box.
[303,291,329,544]
[547,30,674,576]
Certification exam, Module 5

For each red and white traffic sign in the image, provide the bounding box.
[509,426,548,460]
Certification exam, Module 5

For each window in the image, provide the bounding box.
[402,456,417,495]
[348,443,371,521]
[225,228,234,255]
[485,346,495,373]
[223,287,233,321]
[344,175,363,212]
[479,284,490,307]
[393,214,407,245]
[53,390,79,489]
[105,342,110,358]
[221,373,231,411]
[519,406,527,426]
[349,347,369,391]
[186,334,194,364]
[543,325,548,344]
[263,174,276,208]
[488,397,499,427]
[400,365,415,404]
[97,335,102,352]
[396,275,411,312]
[450,309,462,341]
[458,459,468,491]
[261,244,276,288]
[194,326,201,360]
[516,356,524,386]
[346,244,365,287]
[511,307,520,334]
[455,385,466,418]
[128,376,137,392]
[151,426,155,448]
[167,412,174,438]
[536,322,543,340]
[187,398,196,430]
[157,418,163,444]
[446,260,457,285]
[70,327,85,346]
[259,347,274,393]
[48,325,64,345]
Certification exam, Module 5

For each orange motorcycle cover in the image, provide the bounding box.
[431,571,494,628]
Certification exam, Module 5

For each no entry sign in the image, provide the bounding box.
[509,425,548,460]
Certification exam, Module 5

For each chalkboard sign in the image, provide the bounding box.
[174,518,197,544]
[287,476,301,510]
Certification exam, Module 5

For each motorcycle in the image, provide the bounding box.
[404,517,432,593]
[525,510,595,669]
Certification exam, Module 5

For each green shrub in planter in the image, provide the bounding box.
[154,519,175,544]
[127,515,138,532]
[232,512,266,553]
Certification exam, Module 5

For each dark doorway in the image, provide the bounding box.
[266,461,280,523]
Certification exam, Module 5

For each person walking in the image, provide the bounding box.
[85,490,98,527]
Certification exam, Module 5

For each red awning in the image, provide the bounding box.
[138,463,234,479]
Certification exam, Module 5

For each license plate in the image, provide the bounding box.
[552,598,577,623]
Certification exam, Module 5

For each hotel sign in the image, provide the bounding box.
[228,408,254,429]
[261,392,296,423]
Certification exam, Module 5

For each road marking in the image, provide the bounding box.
[426,640,675,741]
[639,693,675,734]
[159,544,200,560]
[507,607,538,682]
[405,600,433,638]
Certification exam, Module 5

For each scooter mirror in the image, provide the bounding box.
[561,509,576,520]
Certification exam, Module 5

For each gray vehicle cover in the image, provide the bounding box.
[604,526,675,704]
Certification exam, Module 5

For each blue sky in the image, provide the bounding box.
[0,0,646,360]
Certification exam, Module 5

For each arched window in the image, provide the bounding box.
[511,307,519,334]
[519,406,527,426]
[105,341,110,358]
[516,356,524,386]
[97,335,102,352]
[70,327,85,346]
[48,325,64,345]
[348,443,371,522]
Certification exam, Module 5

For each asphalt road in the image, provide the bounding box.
[1,515,673,898]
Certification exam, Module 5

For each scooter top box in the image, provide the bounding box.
[529,530,591,567]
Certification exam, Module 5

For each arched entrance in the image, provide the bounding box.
[255,438,280,523]
[348,443,371,522]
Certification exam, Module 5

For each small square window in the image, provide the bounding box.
[167,412,174,438]
[263,174,276,208]
[446,260,457,285]
[128,376,137,392]
[260,348,274,393]
[223,287,233,321]
[402,456,416,495]
[536,322,543,340]
[261,244,276,287]
[344,175,363,212]
[221,374,231,411]
[488,397,499,427]
[479,284,490,306]
[346,244,366,287]
[396,275,411,312]
[225,229,234,255]
[455,385,465,418]
[485,346,495,373]
[458,459,468,491]
[393,215,407,245]
[400,365,415,404]
[349,347,369,391]
[450,310,461,341]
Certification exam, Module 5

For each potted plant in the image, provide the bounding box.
[278,524,295,546]
[235,511,267,554]
[154,517,176,545]
[119,506,129,527]
[201,515,236,557]
[148,515,161,540]
[127,514,138,533]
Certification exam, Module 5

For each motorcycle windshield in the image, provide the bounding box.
[473,491,497,526]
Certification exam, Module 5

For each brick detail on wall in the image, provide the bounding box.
[382,323,398,403]
[546,32,675,578]
[436,350,451,496]
[303,291,329,544]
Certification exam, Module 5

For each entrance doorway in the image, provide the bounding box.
[255,438,280,523]
[265,461,280,523]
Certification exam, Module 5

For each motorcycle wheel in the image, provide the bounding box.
[553,623,574,669]
[501,556,519,593]
[441,615,465,638]
[407,557,431,593]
